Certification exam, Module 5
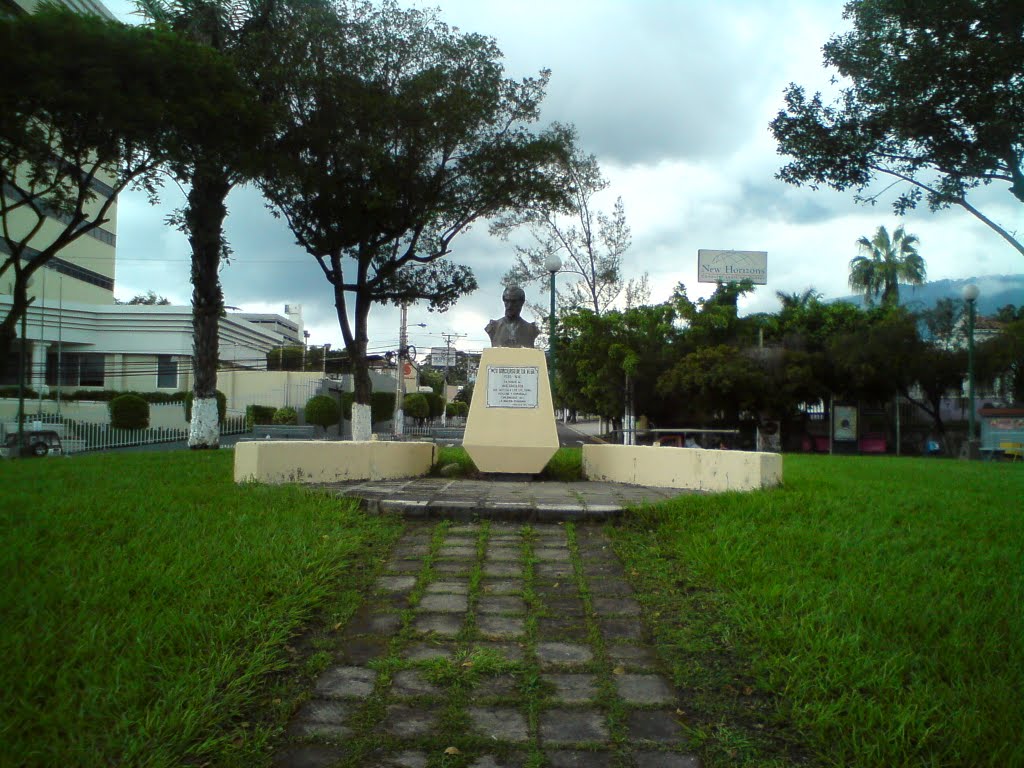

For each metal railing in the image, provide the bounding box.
[3,412,247,453]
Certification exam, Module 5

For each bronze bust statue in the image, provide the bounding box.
[485,286,540,348]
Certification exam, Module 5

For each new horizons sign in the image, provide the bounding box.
[697,249,768,285]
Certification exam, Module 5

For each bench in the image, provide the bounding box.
[250,424,317,440]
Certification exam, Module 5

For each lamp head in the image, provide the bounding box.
[544,254,563,273]
[962,283,980,302]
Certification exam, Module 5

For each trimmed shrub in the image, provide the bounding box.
[245,405,277,430]
[371,391,397,423]
[403,393,429,420]
[425,392,444,420]
[109,393,150,430]
[446,401,468,418]
[184,390,227,425]
[272,406,298,425]
[304,395,340,431]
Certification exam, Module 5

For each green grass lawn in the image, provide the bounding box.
[434,445,583,481]
[610,455,1024,767]
[1,450,401,768]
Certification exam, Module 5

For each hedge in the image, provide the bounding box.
[245,405,277,430]
[109,393,150,430]
[304,395,340,430]
[272,406,298,425]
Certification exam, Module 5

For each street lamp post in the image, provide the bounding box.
[544,254,562,401]
[962,283,980,459]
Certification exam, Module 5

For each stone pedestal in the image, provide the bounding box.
[463,347,558,474]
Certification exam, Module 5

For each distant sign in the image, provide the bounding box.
[429,347,458,368]
[486,366,539,409]
[697,250,768,284]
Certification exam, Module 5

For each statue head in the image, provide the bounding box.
[502,286,526,321]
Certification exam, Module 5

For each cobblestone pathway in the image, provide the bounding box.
[274,522,700,768]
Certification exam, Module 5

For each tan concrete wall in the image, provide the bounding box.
[463,347,559,474]
[234,440,436,485]
[583,444,782,492]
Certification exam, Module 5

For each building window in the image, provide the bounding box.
[45,352,105,387]
[157,355,178,389]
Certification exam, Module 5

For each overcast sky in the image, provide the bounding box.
[103,0,1022,357]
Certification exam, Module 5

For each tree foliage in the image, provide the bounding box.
[848,225,926,307]
[492,124,643,316]
[0,7,252,376]
[259,0,572,413]
[770,0,1024,256]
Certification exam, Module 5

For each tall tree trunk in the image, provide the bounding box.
[186,165,230,449]
[349,292,373,441]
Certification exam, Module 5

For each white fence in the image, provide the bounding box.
[3,412,247,453]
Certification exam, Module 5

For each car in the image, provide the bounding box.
[1,429,64,458]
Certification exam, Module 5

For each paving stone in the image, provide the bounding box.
[626,710,687,743]
[535,562,575,579]
[336,635,389,665]
[533,582,582,599]
[488,535,522,545]
[376,575,418,592]
[469,707,529,743]
[599,618,647,642]
[588,579,634,597]
[402,642,455,661]
[533,546,571,561]
[391,544,430,557]
[449,525,482,534]
[539,709,609,744]
[417,593,469,613]
[477,595,527,614]
[414,613,463,637]
[289,699,353,740]
[544,673,598,703]
[381,704,439,737]
[424,580,470,595]
[546,750,615,768]
[615,674,676,705]
[347,609,403,636]
[469,754,526,768]
[314,666,377,699]
[632,752,701,768]
[537,616,589,640]
[385,559,423,573]
[472,672,520,700]
[542,598,587,616]
[273,744,346,768]
[391,669,443,697]
[363,750,429,768]
[481,579,523,595]
[606,643,659,669]
[536,642,593,667]
[485,546,522,561]
[473,641,526,662]
[483,562,524,577]
[438,545,478,557]
[477,614,525,638]
[584,562,627,578]
[434,561,473,575]
[592,597,642,615]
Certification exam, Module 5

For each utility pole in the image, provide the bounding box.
[440,332,465,424]
[394,303,408,437]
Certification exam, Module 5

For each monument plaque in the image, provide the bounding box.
[486,366,539,408]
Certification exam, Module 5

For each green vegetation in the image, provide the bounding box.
[108,393,150,430]
[304,395,340,432]
[1,451,401,768]
[610,455,1024,767]
[432,446,582,480]
[272,405,298,424]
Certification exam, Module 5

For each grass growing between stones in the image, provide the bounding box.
[609,454,1024,767]
[432,446,583,480]
[1,450,401,768]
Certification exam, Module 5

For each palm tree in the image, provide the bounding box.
[849,225,926,307]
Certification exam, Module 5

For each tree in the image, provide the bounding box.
[848,225,926,307]
[770,0,1024,257]
[492,124,642,316]
[136,0,286,448]
[0,8,251,377]
[260,0,572,440]
[116,290,171,305]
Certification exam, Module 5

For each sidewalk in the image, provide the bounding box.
[275,521,701,768]
[326,479,691,522]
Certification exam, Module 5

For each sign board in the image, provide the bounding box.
[697,249,768,284]
[486,365,539,409]
[833,405,858,441]
[429,347,458,368]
